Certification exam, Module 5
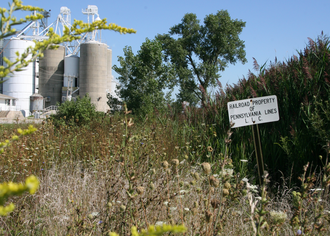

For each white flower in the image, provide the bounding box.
[179,190,189,194]
[240,159,248,162]
[170,207,177,211]
[270,210,287,224]
[163,201,169,206]
[220,168,234,177]
[184,208,190,211]
[242,177,249,182]
[155,221,165,226]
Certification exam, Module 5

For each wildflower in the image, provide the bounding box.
[269,210,287,224]
[220,168,233,178]
[25,175,40,194]
[240,159,248,162]
[297,229,302,235]
[184,208,190,211]
[201,162,211,175]
[88,212,99,219]
[242,177,249,182]
[155,221,165,226]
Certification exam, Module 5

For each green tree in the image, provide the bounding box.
[113,38,176,116]
[157,10,247,105]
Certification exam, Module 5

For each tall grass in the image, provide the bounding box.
[0,112,329,235]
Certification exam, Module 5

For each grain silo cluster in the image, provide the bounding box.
[0,5,115,117]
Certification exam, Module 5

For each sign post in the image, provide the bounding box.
[227,95,279,185]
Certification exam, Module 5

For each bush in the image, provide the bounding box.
[50,94,98,126]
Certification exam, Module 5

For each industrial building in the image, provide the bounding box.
[0,5,116,117]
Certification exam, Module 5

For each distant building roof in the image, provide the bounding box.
[0,94,16,100]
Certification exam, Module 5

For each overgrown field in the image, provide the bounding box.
[0,111,329,235]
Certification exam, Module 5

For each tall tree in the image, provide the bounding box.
[113,38,175,116]
[157,10,247,105]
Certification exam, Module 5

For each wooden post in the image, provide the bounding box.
[251,124,265,186]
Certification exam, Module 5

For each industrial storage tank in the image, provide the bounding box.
[2,38,35,117]
[38,46,65,106]
[107,49,112,94]
[63,54,79,87]
[30,93,44,112]
[79,41,108,112]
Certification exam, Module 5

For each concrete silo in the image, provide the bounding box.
[79,41,108,112]
[38,46,65,106]
[2,38,35,117]
[107,49,112,94]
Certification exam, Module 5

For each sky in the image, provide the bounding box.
[9,0,330,95]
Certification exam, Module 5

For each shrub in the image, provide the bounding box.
[50,94,98,126]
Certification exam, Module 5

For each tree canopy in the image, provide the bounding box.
[113,38,176,116]
[157,10,247,105]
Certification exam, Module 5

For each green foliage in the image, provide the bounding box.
[157,10,247,105]
[107,93,123,114]
[187,33,330,184]
[113,38,176,117]
[50,95,98,126]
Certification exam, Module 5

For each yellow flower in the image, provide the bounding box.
[25,175,40,194]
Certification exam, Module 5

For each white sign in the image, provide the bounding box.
[227,95,279,128]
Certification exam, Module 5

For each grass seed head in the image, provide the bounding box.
[171,159,179,166]
[210,175,220,187]
[162,161,169,169]
[211,199,221,209]
[136,186,145,195]
[201,162,211,175]
[223,188,229,196]
[205,210,213,223]
[224,182,231,189]
[120,205,126,211]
